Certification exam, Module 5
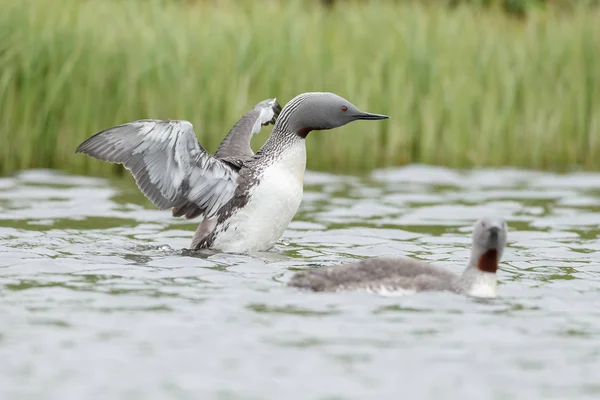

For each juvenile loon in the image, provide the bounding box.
[76,92,389,253]
[288,217,508,298]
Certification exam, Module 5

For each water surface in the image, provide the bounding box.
[1,166,600,399]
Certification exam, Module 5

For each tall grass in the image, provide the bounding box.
[0,0,598,175]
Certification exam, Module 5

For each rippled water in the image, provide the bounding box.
[1,166,600,399]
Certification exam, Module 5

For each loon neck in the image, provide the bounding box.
[258,125,304,154]
[457,265,497,298]
[270,93,319,139]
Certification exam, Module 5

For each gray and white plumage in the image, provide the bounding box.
[288,217,508,298]
[76,92,388,253]
[215,98,281,163]
[76,119,238,220]
[76,99,280,220]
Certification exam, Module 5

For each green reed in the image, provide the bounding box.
[0,0,598,176]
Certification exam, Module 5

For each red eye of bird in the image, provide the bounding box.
[341,106,348,112]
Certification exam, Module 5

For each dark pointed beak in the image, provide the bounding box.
[488,226,500,246]
[489,226,500,236]
[355,112,389,121]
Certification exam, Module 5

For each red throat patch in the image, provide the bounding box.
[477,249,498,273]
[297,128,312,138]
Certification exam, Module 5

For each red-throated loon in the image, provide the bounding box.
[76,92,389,253]
[288,217,508,299]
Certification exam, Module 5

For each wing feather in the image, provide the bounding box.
[214,98,281,160]
[76,119,238,219]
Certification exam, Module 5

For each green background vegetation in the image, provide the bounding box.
[1,0,598,175]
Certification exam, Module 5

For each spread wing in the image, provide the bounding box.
[214,98,281,160]
[76,119,238,220]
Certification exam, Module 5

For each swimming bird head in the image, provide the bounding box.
[457,217,508,299]
[274,92,389,138]
[470,217,508,274]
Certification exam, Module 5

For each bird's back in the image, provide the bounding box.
[288,256,459,293]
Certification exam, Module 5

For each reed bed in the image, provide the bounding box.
[0,0,598,175]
